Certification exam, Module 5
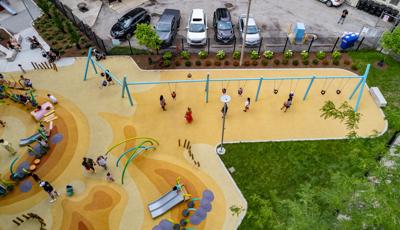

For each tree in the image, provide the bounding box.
[51,6,65,33]
[381,27,400,55]
[134,23,161,51]
[65,22,81,49]
[36,0,52,18]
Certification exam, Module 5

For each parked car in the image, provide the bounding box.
[187,9,208,46]
[213,8,235,44]
[238,14,261,47]
[317,0,345,7]
[110,8,151,40]
[155,9,181,47]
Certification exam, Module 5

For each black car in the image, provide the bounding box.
[155,9,181,47]
[110,8,151,40]
[213,8,235,44]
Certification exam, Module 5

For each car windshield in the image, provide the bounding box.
[247,25,258,34]
[156,22,171,32]
[217,21,232,30]
[122,18,134,29]
[189,23,205,32]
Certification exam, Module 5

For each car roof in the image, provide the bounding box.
[123,8,146,18]
[240,16,256,26]
[216,8,230,21]
[192,9,204,19]
[160,14,174,22]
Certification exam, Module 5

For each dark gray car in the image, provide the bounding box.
[155,9,181,47]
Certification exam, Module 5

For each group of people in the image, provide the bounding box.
[6,38,21,52]
[42,49,60,63]
[100,70,115,89]
[27,36,42,49]
[82,156,114,182]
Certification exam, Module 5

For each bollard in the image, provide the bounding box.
[53,63,58,71]
[197,162,200,167]
[44,62,50,69]
[183,139,187,148]
[187,141,190,149]
[191,154,194,160]
[178,139,181,146]
[31,62,37,70]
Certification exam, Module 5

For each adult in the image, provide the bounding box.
[96,155,108,170]
[281,98,293,112]
[184,107,193,123]
[338,9,349,24]
[39,181,59,202]
[47,94,58,104]
[243,97,251,112]
[20,75,33,88]
[82,157,96,173]
[0,139,17,155]
[160,95,167,111]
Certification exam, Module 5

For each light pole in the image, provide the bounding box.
[216,94,231,155]
[239,0,252,66]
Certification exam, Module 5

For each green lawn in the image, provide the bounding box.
[221,51,400,229]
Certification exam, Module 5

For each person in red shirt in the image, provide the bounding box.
[184,107,193,123]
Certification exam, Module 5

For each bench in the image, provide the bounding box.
[369,87,387,107]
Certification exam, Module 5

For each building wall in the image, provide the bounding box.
[346,0,400,10]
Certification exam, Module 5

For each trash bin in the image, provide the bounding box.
[340,33,359,50]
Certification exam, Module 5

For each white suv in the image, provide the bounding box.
[187,9,207,46]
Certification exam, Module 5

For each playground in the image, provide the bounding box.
[0,54,386,229]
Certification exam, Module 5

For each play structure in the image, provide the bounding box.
[83,47,371,111]
[105,137,159,184]
[152,188,214,229]
[148,177,191,219]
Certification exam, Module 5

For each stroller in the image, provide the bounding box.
[93,48,106,61]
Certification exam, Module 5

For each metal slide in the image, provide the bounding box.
[19,132,41,146]
[0,1,17,15]
[148,190,184,218]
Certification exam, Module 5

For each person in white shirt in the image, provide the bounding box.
[0,139,17,155]
[47,94,58,104]
[243,97,250,112]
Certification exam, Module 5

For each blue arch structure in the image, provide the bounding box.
[83,47,370,111]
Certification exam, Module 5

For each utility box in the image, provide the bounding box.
[293,23,305,43]
[369,87,387,107]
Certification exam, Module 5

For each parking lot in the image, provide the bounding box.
[91,0,391,51]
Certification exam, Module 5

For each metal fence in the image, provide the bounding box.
[49,0,111,53]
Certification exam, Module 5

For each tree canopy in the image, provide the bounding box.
[381,27,400,55]
[134,23,161,51]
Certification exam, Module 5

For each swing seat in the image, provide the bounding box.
[336,89,341,94]
[320,90,326,95]
[273,89,278,94]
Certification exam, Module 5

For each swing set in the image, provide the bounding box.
[83,47,370,112]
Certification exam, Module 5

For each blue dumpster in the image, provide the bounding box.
[340,33,359,49]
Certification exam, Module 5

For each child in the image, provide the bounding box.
[99,73,108,89]
[222,88,227,94]
[47,94,58,104]
[39,181,59,202]
[160,95,167,111]
[106,172,114,182]
[281,99,292,112]
[0,120,6,127]
[243,97,250,112]
[184,107,193,123]
[96,155,108,170]
[105,70,115,85]
[171,91,176,100]
[238,87,243,96]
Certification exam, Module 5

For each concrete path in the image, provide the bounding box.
[0,0,41,34]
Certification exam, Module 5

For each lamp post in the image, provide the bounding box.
[216,94,231,155]
[239,0,252,66]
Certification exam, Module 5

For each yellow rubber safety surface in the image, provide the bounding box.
[0,57,385,230]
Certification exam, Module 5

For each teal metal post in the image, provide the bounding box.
[122,75,126,98]
[90,57,98,75]
[354,64,370,112]
[205,74,210,103]
[255,77,263,101]
[83,47,93,81]
[124,77,134,106]
[303,76,316,100]
[348,78,363,100]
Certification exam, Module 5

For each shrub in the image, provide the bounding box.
[252,60,258,66]
[303,59,309,65]
[163,51,173,60]
[216,50,225,60]
[60,50,65,55]
[244,60,250,66]
[262,59,268,66]
[181,50,190,60]
[214,60,221,66]
[51,41,58,45]
[344,59,351,65]
[333,59,340,65]
[175,60,181,66]
[322,59,329,65]
[300,50,309,60]
[233,50,241,60]
[184,60,192,67]
[162,60,171,67]
[312,59,319,65]
[233,61,239,66]
[195,60,202,66]
[332,50,342,61]
[224,60,230,66]
[274,59,280,65]
[292,59,299,66]
[263,50,274,59]
[163,51,172,60]
[198,50,208,59]
[84,43,91,49]
[284,50,293,59]
[56,34,64,41]
[316,50,326,60]
[205,60,212,66]
[282,59,289,65]
[351,63,359,70]
[249,50,259,60]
